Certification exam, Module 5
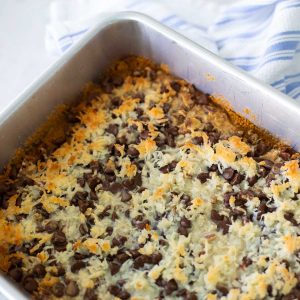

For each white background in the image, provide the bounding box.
[0,0,57,114]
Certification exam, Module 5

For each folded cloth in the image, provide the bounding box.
[46,0,300,100]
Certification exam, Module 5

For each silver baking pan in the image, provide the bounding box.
[1,11,300,299]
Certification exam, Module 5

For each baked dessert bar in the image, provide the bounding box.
[0,57,300,300]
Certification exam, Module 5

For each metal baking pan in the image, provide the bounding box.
[1,11,300,299]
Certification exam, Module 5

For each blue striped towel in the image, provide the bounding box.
[45,0,300,100]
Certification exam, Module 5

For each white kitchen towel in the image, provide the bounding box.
[45,0,300,100]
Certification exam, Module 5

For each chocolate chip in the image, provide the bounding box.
[262,159,274,170]
[65,281,79,297]
[19,176,35,187]
[155,135,166,147]
[165,279,178,295]
[133,172,142,186]
[185,292,198,300]
[257,201,268,220]
[32,264,46,278]
[159,161,177,173]
[122,178,135,190]
[177,289,188,297]
[211,210,224,222]
[116,253,130,264]
[0,197,8,210]
[163,103,171,113]
[45,220,59,233]
[193,92,209,105]
[253,141,270,156]
[23,277,38,293]
[133,255,150,268]
[51,282,65,297]
[15,194,23,207]
[242,256,253,267]
[230,172,244,185]
[121,189,132,202]
[155,276,166,287]
[151,252,163,264]
[71,261,86,273]
[248,175,258,187]
[284,212,298,226]
[181,194,192,207]
[222,167,235,180]
[51,231,67,251]
[116,135,128,145]
[127,146,139,158]
[134,92,145,101]
[279,151,291,161]
[51,265,65,277]
[9,257,22,269]
[112,76,124,87]
[117,290,131,300]
[77,177,85,187]
[109,261,121,275]
[87,176,101,191]
[106,124,118,136]
[8,268,23,282]
[211,209,231,234]
[208,164,218,172]
[71,191,88,205]
[84,288,97,300]
[132,216,150,230]
[272,163,284,174]
[135,107,144,118]
[235,192,248,207]
[159,165,169,174]
[111,96,121,107]
[105,172,116,183]
[230,208,245,220]
[90,190,98,201]
[192,136,203,145]
[167,126,179,136]
[34,203,50,219]
[140,130,149,140]
[178,226,189,237]
[77,199,90,213]
[217,218,231,234]
[15,213,28,222]
[108,285,131,300]
[257,191,268,201]
[109,182,123,194]
[208,132,220,144]
[170,81,181,93]
[160,86,169,94]
[180,216,191,228]
[112,236,127,248]
[197,172,210,183]
[88,160,102,173]
[111,211,119,221]
[217,285,229,296]
[98,205,111,219]
[267,285,273,296]
[282,259,290,269]
[282,289,300,300]
[74,252,91,260]
[106,226,113,235]
[166,134,176,148]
